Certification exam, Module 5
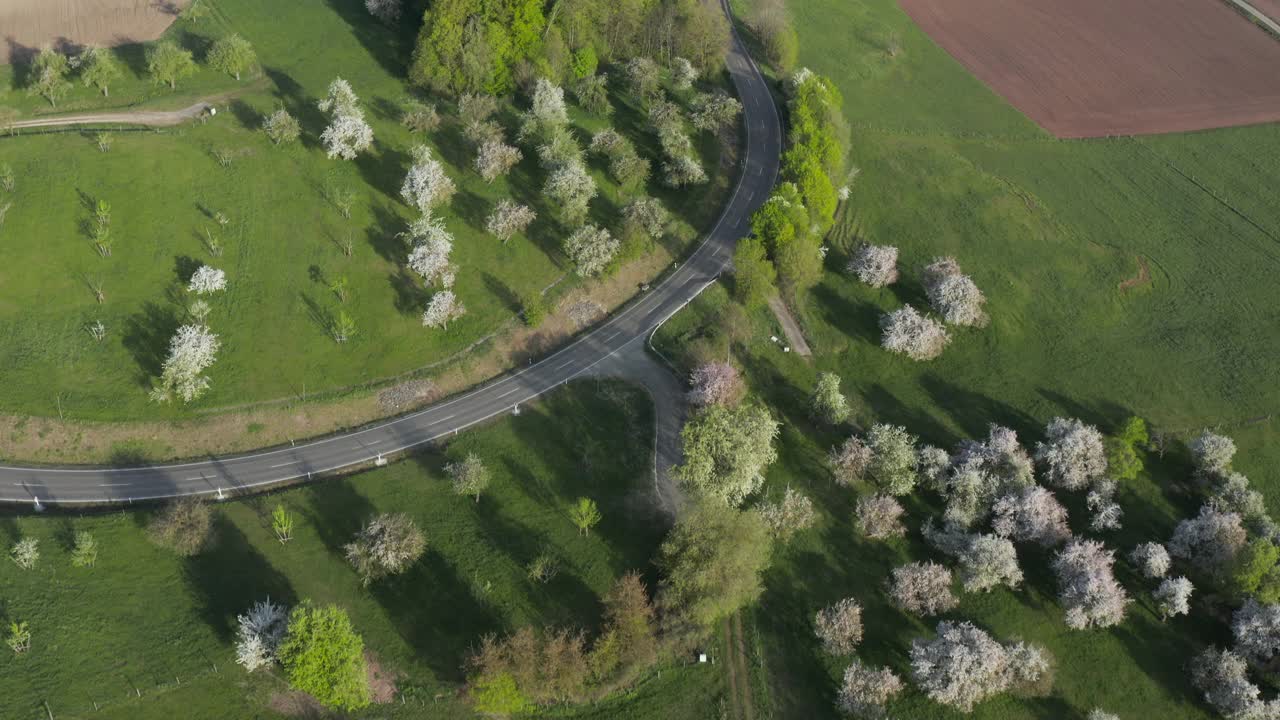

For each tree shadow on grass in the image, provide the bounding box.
[184,514,296,642]
[355,144,411,204]
[263,67,325,150]
[302,478,377,558]
[811,283,881,349]
[121,300,181,386]
[452,187,489,232]
[371,553,502,683]
[919,374,1037,443]
[482,273,521,315]
[320,0,421,81]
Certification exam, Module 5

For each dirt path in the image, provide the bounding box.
[722,612,756,720]
[767,297,812,356]
[4,84,267,131]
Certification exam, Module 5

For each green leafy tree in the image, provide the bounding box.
[1230,538,1280,602]
[272,505,295,543]
[811,372,850,424]
[570,46,598,79]
[731,236,777,309]
[674,403,780,507]
[446,453,491,502]
[278,603,371,711]
[569,497,602,536]
[27,48,71,107]
[1105,416,1148,483]
[207,34,257,80]
[146,41,197,89]
[80,47,124,97]
[470,671,532,715]
[71,531,99,568]
[657,503,772,628]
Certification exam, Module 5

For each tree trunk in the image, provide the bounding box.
[169,79,176,89]
[103,86,109,97]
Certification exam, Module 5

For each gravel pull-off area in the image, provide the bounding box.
[1,0,189,64]
[899,0,1280,137]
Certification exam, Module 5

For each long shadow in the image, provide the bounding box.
[355,144,412,204]
[452,187,490,231]
[482,272,520,315]
[811,283,881,349]
[302,478,376,558]
[371,552,502,682]
[920,374,1037,442]
[263,66,325,150]
[183,514,296,642]
[121,300,181,386]
[863,382,957,449]
[320,0,421,80]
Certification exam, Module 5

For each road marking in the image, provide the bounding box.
[555,359,575,370]
[366,440,382,446]
[428,414,456,425]
[497,388,519,399]
[98,482,132,487]
[270,460,302,468]
[606,331,621,342]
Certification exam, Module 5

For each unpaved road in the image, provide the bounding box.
[5,101,212,130]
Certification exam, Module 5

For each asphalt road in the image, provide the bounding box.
[0,5,782,506]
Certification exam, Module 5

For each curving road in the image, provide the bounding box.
[0,4,782,506]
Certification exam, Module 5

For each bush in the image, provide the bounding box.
[148,499,214,556]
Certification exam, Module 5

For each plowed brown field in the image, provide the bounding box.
[898,0,1280,137]
[1,0,189,64]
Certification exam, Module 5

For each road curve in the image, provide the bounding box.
[0,3,782,506]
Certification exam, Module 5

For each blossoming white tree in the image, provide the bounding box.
[188,265,226,295]
[848,244,899,288]
[401,145,456,213]
[365,0,401,22]
[1190,429,1237,478]
[759,487,815,541]
[688,362,744,407]
[855,494,905,539]
[344,512,427,585]
[564,224,618,277]
[545,160,597,226]
[889,562,958,616]
[1128,542,1171,579]
[404,215,455,287]
[235,598,288,672]
[474,140,523,182]
[1154,576,1192,620]
[1190,647,1278,719]
[829,436,872,487]
[1053,539,1129,630]
[837,660,903,719]
[814,597,863,655]
[909,621,1050,713]
[922,257,987,327]
[1232,600,1280,663]
[1035,417,1108,491]
[880,306,949,360]
[151,324,221,403]
[1169,504,1247,577]
[422,290,465,329]
[991,486,1071,547]
[959,533,1023,593]
[317,77,372,159]
[485,200,536,243]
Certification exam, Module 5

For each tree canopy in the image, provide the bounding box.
[277,603,371,711]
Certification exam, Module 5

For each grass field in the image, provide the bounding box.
[0,0,732,422]
[655,0,1280,715]
[0,380,726,718]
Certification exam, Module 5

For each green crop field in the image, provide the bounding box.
[0,0,731,422]
[0,380,726,719]
[652,0,1280,716]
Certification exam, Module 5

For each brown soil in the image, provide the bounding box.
[267,690,328,719]
[1,0,190,64]
[364,650,400,704]
[1118,255,1152,291]
[898,0,1280,137]
[767,296,812,357]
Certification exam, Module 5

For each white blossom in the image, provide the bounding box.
[485,200,536,243]
[151,324,220,403]
[405,216,454,287]
[916,445,951,492]
[888,562,958,616]
[909,621,1048,713]
[1128,542,1171,579]
[234,597,287,672]
[1155,576,1193,620]
[855,494,906,540]
[662,153,707,187]
[829,436,872,487]
[847,244,898,288]
[922,257,986,327]
[1087,479,1124,532]
[474,140,523,182]
[991,486,1071,547]
[1053,539,1129,629]
[959,533,1022,593]
[759,487,816,541]
[422,290,465,329]
[320,111,373,160]
[671,57,697,90]
[1233,600,1280,663]
[530,78,568,128]
[1169,505,1247,577]
[545,160,597,226]
[814,598,863,655]
[1087,710,1120,720]
[317,77,360,116]
[880,305,949,360]
[10,538,39,569]
[365,0,401,21]
[688,362,744,407]
[563,224,618,277]
[187,265,226,294]
[837,660,903,719]
[623,197,669,239]
[690,92,743,132]
[401,145,456,212]
[1191,429,1237,477]
[1190,647,1272,720]
[1035,417,1108,491]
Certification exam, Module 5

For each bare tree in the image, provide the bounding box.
[344,513,427,585]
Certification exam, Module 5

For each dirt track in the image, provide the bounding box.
[1,0,189,64]
[899,0,1280,137]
